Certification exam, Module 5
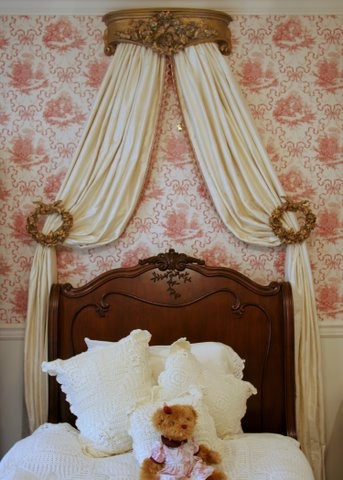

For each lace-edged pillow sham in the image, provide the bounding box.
[42,329,153,457]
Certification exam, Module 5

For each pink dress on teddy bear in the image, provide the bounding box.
[150,436,215,480]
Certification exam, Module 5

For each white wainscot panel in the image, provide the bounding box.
[319,321,343,480]
[0,326,28,459]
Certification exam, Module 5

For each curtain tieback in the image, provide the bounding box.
[269,198,316,244]
[26,200,73,247]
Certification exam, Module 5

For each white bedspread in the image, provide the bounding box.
[0,423,314,480]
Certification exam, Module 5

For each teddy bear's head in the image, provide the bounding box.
[152,404,197,442]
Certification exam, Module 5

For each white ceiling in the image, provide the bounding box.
[0,0,342,15]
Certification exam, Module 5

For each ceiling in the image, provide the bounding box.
[0,0,342,15]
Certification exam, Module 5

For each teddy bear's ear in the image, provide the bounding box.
[163,404,172,414]
[153,406,169,427]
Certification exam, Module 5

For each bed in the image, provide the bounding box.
[0,249,314,479]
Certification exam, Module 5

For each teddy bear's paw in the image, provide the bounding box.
[139,458,162,480]
[198,444,222,465]
[208,470,228,480]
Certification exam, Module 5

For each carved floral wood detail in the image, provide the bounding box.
[139,248,204,298]
[102,9,232,56]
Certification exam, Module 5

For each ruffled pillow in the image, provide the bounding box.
[157,339,257,437]
[42,329,154,456]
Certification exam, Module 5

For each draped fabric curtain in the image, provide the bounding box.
[24,43,165,432]
[173,42,325,480]
[25,39,324,480]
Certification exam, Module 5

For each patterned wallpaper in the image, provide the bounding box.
[0,15,341,325]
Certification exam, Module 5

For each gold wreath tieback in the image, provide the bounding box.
[26,201,73,247]
[269,199,316,244]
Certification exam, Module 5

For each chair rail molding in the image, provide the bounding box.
[1,321,343,339]
[319,321,343,338]
[0,0,342,15]
[0,325,25,340]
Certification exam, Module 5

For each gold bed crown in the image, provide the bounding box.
[102,8,232,56]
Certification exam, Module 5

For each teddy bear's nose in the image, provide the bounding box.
[181,424,187,429]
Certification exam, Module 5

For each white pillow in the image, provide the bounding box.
[156,338,203,398]
[202,371,257,437]
[85,337,245,380]
[42,329,154,457]
[157,339,257,438]
[128,387,224,465]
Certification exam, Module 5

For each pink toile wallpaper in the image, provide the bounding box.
[0,15,341,325]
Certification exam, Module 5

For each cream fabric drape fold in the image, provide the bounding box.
[173,43,325,480]
[25,43,165,432]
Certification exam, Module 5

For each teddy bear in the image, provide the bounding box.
[140,403,227,480]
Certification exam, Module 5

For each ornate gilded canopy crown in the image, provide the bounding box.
[102,8,232,56]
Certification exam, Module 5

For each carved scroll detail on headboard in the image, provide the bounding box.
[139,248,205,298]
[95,299,110,317]
[231,297,246,317]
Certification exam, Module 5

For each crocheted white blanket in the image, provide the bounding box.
[0,423,314,480]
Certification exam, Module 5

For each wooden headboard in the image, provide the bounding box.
[48,249,296,438]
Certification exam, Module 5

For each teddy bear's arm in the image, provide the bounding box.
[140,457,164,480]
[150,441,165,463]
[197,444,222,465]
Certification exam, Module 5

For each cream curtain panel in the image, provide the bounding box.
[173,42,325,480]
[25,43,165,432]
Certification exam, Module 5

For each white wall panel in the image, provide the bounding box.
[0,327,28,459]
[319,322,343,441]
